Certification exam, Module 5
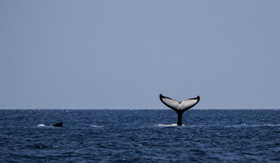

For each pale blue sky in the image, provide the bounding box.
[1,1,280,109]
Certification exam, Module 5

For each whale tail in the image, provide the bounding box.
[159,94,200,126]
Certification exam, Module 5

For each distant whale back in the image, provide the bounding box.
[53,122,63,127]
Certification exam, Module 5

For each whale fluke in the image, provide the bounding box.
[159,94,200,126]
[53,122,63,127]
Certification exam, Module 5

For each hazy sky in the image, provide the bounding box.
[1,1,280,109]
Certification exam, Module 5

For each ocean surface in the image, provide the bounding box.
[1,109,280,162]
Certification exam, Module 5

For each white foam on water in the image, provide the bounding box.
[154,124,183,127]
[37,124,45,127]
[226,123,280,128]
[90,125,103,128]
[264,123,280,127]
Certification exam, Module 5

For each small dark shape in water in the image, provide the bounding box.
[53,122,63,127]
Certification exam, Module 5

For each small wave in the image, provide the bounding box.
[37,124,45,127]
[264,123,280,127]
[154,124,182,127]
[226,123,280,128]
[90,125,103,128]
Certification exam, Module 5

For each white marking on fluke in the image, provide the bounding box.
[159,94,200,126]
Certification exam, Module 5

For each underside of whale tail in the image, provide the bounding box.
[159,94,200,126]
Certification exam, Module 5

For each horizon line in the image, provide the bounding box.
[0,108,279,110]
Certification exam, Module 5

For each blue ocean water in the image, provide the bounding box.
[1,109,280,162]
